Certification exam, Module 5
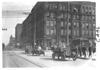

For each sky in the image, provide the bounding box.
[2,2,36,45]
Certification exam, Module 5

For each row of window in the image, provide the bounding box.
[73,5,80,13]
[73,22,79,28]
[46,28,56,35]
[82,22,96,29]
[46,12,95,21]
[73,29,79,36]
[60,29,72,36]
[81,16,95,21]
[82,30,95,36]
[46,20,56,26]
[46,12,55,18]
[82,6,95,15]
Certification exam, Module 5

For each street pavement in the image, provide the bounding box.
[3,48,96,68]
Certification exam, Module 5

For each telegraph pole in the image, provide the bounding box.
[67,2,69,46]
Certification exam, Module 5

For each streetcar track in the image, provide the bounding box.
[8,51,48,68]
[8,52,21,67]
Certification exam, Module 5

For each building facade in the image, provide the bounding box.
[21,2,96,49]
[15,24,22,48]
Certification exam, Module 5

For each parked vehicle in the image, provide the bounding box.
[51,44,78,61]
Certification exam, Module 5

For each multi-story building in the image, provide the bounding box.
[8,35,15,46]
[15,24,22,48]
[21,2,96,49]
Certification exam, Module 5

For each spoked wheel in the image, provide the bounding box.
[61,54,65,60]
[72,52,77,61]
[52,52,55,60]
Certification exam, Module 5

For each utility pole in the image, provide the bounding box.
[67,2,69,46]
[34,7,36,47]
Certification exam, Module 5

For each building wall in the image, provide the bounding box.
[21,2,96,49]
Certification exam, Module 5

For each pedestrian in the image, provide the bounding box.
[89,46,92,57]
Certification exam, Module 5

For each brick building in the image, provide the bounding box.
[15,24,22,48]
[21,2,96,49]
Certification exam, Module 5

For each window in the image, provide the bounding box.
[74,22,77,28]
[60,5,63,10]
[77,30,79,36]
[61,14,64,18]
[93,23,96,28]
[92,8,95,15]
[82,30,85,36]
[82,6,85,13]
[86,7,88,14]
[86,30,89,36]
[50,13,54,18]
[77,22,79,27]
[61,29,64,35]
[93,30,96,37]
[69,14,71,19]
[73,15,76,19]
[46,28,49,35]
[50,28,54,35]
[86,23,89,28]
[54,28,56,35]
[47,12,49,17]
[73,30,76,36]
[69,29,71,35]
[46,20,49,26]
[77,15,79,19]
[50,20,54,26]
[89,23,91,28]
[64,30,67,35]
[61,21,64,27]
[73,5,79,12]
[82,16,85,20]
[89,16,92,21]
[89,7,92,14]
[53,20,56,26]
[92,16,95,21]
[85,16,88,21]
[89,30,92,36]
[65,14,67,18]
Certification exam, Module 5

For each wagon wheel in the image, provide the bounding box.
[52,52,55,59]
[61,53,65,60]
[72,52,77,61]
